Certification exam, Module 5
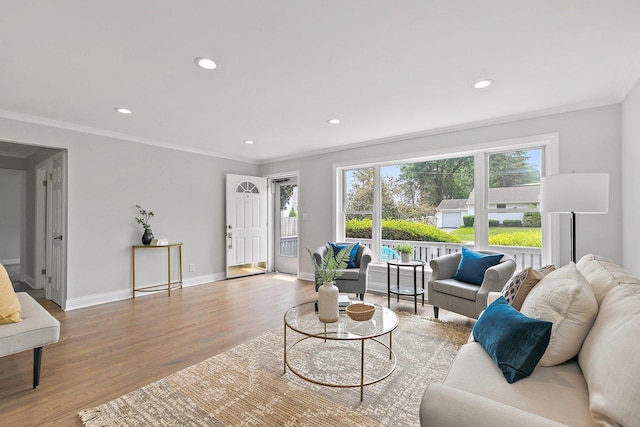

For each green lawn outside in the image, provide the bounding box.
[450,227,542,247]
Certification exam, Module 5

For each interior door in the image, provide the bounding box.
[226,174,268,279]
[48,153,65,306]
[274,178,298,274]
[35,163,48,290]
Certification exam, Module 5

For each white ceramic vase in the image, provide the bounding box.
[318,281,339,323]
[401,252,411,263]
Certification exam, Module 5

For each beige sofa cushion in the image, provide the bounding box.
[442,342,595,426]
[501,265,556,310]
[421,384,570,427]
[521,264,598,366]
[0,293,60,357]
[579,283,640,427]
[576,254,640,305]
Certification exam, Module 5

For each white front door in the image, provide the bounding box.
[48,153,66,306]
[226,174,268,279]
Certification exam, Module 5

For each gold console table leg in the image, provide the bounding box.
[131,243,183,298]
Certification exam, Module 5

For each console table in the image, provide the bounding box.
[131,242,183,297]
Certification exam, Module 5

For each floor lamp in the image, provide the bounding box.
[540,173,609,263]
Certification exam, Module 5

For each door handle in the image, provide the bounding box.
[227,232,232,249]
[54,235,63,241]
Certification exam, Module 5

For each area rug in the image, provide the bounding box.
[79,314,470,426]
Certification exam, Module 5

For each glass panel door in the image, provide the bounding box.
[274,178,298,274]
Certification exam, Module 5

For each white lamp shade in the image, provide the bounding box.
[540,173,609,214]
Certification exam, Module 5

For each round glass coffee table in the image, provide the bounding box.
[283,301,399,400]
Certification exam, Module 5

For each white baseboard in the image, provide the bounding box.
[64,273,226,311]
[183,273,224,287]
[64,288,132,311]
[297,267,431,294]
[299,272,314,282]
[0,258,20,265]
[24,274,36,288]
[368,262,432,294]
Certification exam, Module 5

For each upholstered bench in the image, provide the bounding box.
[0,293,60,388]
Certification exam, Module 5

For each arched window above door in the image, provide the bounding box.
[236,181,259,194]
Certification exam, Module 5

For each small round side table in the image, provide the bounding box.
[386,259,426,314]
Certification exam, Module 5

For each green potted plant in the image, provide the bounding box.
[306,244,355,323]
[135,204,155,245]
[306,244,354,284]
[394,242,414,263]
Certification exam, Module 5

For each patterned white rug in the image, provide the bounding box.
[80,314,470,427]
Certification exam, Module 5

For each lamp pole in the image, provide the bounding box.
[570,211,576,263]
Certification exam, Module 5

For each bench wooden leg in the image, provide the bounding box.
[33,347,43,389]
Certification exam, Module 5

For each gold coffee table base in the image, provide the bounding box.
[284,333,396,401]
[283,302,399,401]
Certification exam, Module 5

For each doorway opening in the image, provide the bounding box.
[0,141,66,308]
[271,175,299,276]
[35,151,67,308]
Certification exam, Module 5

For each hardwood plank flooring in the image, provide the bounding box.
[0,274,471,426]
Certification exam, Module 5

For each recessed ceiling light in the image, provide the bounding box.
[328,119,341,124]
[244,140,255,145]
[195,57,218,70]
[474,79,494,89]
[114,107,132,114]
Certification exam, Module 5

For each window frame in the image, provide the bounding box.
[334,133,560,266]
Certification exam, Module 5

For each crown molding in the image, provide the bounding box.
[257,98,619,165]
[0,109,260,165]
[0,96,620,167]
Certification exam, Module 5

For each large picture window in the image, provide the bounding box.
[337,137,555,270]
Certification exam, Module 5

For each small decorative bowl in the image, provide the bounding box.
[345,303,375,321]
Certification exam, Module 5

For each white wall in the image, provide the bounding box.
[260,105,623,279]
[0,101,626,307]
[0,116,258,309]
[621,77,640,275]
[0,155,26,170]
[0,169,22,262]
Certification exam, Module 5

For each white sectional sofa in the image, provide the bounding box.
[420,254,640,427]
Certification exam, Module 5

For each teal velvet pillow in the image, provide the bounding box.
[453,247,503,285]
[472,296,552,383]
[328,242,359,268]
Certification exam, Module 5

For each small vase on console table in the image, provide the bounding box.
[142,228,154,246]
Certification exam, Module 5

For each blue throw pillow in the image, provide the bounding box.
[472,296,552,383]
[328,242,359,268]
[453,247,504,285]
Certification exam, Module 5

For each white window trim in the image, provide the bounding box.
[474,152,489,250]
[334,133,559,264]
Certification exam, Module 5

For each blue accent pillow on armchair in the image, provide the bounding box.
[472,296,552,383]
[328,242,359,268]
[453,247,503,285]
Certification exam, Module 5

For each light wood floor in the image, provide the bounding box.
[1,274,472,426]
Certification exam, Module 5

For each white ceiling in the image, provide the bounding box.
[2,1,640,164]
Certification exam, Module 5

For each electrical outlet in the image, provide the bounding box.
[189,263,196,272]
